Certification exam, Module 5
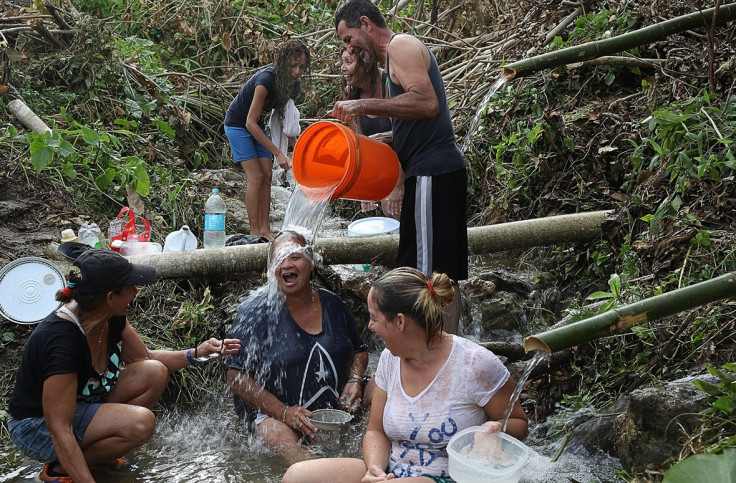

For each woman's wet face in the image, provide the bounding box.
[270,237,313,296]
[288,52,308,85]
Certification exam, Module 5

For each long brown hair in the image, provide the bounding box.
[341,47,381,101]
[274,39,311,107]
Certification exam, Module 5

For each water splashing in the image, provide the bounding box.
[461,76,508,154]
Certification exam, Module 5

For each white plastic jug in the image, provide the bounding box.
[78,222,102,248]
[163,225,198,252]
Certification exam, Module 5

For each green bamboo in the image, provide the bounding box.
[524,272,736,353]
[503,2,736,79]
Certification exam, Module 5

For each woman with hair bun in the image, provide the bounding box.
[283,267,528,483]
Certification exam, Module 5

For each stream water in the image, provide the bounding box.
[1,385,623,482]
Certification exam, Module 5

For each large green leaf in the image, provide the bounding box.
[663,448,735,483]
[29,137,54,170]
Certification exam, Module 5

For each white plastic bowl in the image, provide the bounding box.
[447,427,529,483]
[347,217,399,271]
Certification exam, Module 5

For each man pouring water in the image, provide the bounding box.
[330,0,468,334]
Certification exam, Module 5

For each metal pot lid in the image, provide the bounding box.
[0,257,65,324]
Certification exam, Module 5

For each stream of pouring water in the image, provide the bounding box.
[280,184,337,243]
[461,76,508,154]
[500,350,546,433]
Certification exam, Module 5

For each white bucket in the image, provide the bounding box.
[347,217,399,272]
[0,258,65,324]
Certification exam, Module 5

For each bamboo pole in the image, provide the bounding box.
[126,210,611,279]
[503,2,736,79]
[524,272,736,353]
[7,99,52,134]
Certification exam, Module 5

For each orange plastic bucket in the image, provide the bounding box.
[292,121,399,201]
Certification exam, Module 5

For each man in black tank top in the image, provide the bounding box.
[333,0,467,334]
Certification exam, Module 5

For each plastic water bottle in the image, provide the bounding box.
[203,188,226,249]
[78,222,102,248]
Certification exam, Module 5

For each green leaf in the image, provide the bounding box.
[94,168,116,190]
[154,119,176,138]
[132,162,151,196]
[30,137,54,170]
[604,71,615,86]
[61,162,77,179]
[57,139,76,158]
[662,448,736,483]
[693,379,721,397]
[711,395,735,415]
[587,291,613,300]
[81,126,101,145]
[608,273,621,299]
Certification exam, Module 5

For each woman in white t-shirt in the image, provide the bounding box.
[283,267,528,483]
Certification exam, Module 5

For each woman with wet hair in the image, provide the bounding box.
[226,230,369,463]
[283,267,528,483]
[224,40,311,241]
[7,249,240,483]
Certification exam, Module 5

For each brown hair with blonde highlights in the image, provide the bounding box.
[371,267,454,347]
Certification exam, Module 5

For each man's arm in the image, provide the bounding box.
[331,35,438,122]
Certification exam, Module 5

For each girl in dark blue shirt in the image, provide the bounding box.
[224,40,311,241]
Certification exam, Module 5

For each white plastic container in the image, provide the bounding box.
[347,217,399,271]
[446,427,529,483]
[78,222,102,248]
[164,225,198,252]
[119,241,162,256]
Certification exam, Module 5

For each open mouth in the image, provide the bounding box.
[282,272,298,286]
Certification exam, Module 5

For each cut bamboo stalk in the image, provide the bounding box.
[504,2,736,79]
[524,272,736,353]
[7,99,52,134]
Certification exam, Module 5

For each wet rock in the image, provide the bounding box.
[614,377,713,473]
[570,397,630,456]
[462,267,558,336]
[469,290,528,333]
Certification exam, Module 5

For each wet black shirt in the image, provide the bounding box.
[227,286,368,423]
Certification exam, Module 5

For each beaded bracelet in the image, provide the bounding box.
[186,348,198,366]
[282,405,289,423]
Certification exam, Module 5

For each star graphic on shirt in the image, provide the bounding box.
[315,353,329,382]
